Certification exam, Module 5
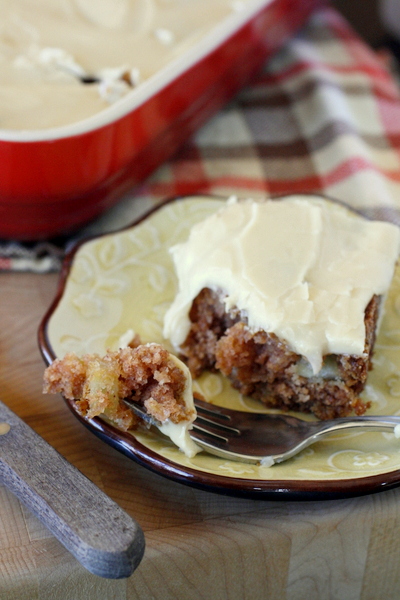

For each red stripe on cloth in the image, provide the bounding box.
[374,91,400,165]
[255,59,398,106]
[197,177,272,194]
[149,157,400,195]
[325,8,387,78]
[148,180,214,197]
[322,156,400,186]
[319,7,400,107]
[252,9,399,100]
[322,157,374,186]
[266,177,323,195]
[149,156,400,200]
[312,8,400,172]
[260,60,394,88]
[170,143,208,187]
[0,258,12,270]
[147,141,400,202]
[148,176,319,198]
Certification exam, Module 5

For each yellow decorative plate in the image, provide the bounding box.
[39,196,400,498]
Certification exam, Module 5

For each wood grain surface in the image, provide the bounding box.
[1,271,400,599]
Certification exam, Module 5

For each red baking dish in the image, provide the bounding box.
[0,0,324,240]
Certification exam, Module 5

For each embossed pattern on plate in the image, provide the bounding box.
[39,196,400,498]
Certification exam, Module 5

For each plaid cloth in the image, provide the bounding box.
[2,5,400,272]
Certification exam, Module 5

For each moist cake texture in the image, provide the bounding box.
[43,342,200,456]
[163,195,400,419]
[179,287,380,419]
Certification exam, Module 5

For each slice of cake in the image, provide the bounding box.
[163,195,400,419]
[43,343,200,457]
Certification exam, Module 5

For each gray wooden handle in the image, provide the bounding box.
[0,400,145,578]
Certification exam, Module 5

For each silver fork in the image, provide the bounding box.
[125,397,400,466]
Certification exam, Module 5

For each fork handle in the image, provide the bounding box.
[0,399,145,578]
[315,415,400,436]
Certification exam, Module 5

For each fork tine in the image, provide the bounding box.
[193,396,234,422]
[193,414,239,436]
[193,397,241,437]
[191,398,244,455]
[122,399,158,427]
[190,425,229,446]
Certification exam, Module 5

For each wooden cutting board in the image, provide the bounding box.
[1,271,400,600]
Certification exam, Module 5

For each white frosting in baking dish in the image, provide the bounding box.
[163,195,400,375]
[0,0,251,130]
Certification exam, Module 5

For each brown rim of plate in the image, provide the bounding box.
[37,193,400,500]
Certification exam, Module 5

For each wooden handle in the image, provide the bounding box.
[0,400,145,579]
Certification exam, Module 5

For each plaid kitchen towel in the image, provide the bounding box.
[2,5,400,271]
